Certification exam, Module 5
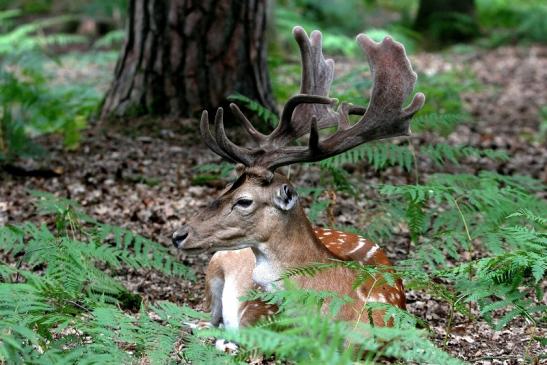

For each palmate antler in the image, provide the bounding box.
[200,26,425,171]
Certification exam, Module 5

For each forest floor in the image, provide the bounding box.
[1,45,546,364]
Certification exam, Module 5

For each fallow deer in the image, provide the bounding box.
[172,26,425,329]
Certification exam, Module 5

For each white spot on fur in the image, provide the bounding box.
[370,293,387,303]
[323,232,332,236]
[348,239,366,254]
[364,245,379,261]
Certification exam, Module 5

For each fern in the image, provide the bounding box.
[422,143,509,166]
[406,196,426,244]
[320,141,415,171]
[319,137,507,174]
[0,13,85,55]
[227,93,278,129]
[0,192,207,364]
[441,214,547,329]
[202,283,464,364]
[192,161,236,186]
[0,11,101,162]
[412,112,467,135]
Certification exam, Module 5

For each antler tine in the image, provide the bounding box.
[229,103,267,145]
[199,110,237,163]
[257,34,425,170]
[212,108,254,166]
[294,27,333,97]
[355,35,425,131]
[289,26,347,135]
[268,94,333,145]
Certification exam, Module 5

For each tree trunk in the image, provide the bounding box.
[101,0,276,119]
[414,0,477,44]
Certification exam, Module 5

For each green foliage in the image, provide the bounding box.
[93,29,125,49]
[2,0,128,19]
[424,12,480,45]
[275,1,421,56]
[412,112,466,135]
[539,106,547,142]
[0,192,208,364]
[273,0,547,61]
[416,69,479,116]
[80,0,128,19]
[0,109,44,161]
[319,139,508,173]
[202,281,464,364]
[274,1,363,57]
[443,210,546,330]
[372,174,547,331]
[192,162,235,186]
[0,10,102,163]
[297,186,332,223]
[476,0,547,44]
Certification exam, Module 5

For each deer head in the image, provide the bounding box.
[172,166,303,254]
[173,26,424,256]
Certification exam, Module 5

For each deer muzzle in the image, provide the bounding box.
[172,225,214,255]
[172,225,190,249]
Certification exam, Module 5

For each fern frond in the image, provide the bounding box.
[320,141,414,171]
[227,93,278,128]
[412,112,467,134]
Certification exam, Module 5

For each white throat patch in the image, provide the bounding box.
[251,246,283,291]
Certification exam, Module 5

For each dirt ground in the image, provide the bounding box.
[1,45,546,364]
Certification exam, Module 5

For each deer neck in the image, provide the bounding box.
[251,206,331,291]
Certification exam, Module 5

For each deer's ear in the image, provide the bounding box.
[273,184,298,211]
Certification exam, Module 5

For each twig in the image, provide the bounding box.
[443,295,465,350]
[451,196,475,283]
[470,355,523,361]
[66,300,92,314]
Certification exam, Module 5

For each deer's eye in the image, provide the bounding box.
[234,198,253,208]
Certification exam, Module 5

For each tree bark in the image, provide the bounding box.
[101,0,275,118]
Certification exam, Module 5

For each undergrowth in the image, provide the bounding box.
[1,3,546,364]
[0,192,210,364]
[0,10,106,164]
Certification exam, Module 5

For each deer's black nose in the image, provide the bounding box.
[172,227,189,248]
